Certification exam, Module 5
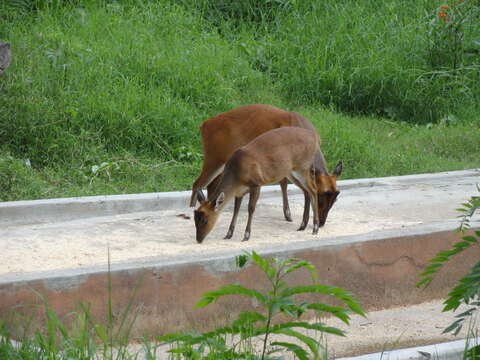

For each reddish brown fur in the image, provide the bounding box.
[191,105,343,240]
[194,127,321,243]
[190,104,317,211]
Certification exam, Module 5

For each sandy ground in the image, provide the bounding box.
[1,173,478,276]
[0,201,422,275]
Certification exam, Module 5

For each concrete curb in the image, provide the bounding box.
[338,338,479,360]
[1,169,478,226]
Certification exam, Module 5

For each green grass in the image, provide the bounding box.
[0,0,479,201]
[1,109,479,201]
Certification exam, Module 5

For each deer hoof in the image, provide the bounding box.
[242,232,250,242]
[284,209,293,222]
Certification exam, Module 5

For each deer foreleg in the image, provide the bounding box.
[243,186,261,242]
[280,178,293,222]
[224,196,243,239]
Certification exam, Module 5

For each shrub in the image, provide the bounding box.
[417,187,480,336]
[160,251,365,359]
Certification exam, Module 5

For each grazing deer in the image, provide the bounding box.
[191,104,333,222]
[191,104,342,233]
[194,127,322,243]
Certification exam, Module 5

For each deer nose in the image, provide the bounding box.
[196,234,205,244]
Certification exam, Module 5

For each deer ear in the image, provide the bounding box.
[333,161,343,177]
[215,192,225,209]
[197,189,206,203]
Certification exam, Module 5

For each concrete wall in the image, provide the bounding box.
[1,226,477,336]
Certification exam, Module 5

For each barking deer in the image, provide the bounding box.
[190,104,341,225]
[194,127,322,243]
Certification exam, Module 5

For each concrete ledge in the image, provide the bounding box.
[1,169,478,226]
[338,338,479,360]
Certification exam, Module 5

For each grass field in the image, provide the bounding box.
[0,0,479,201]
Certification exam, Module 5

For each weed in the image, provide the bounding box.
[160,251,365,359]
[418,187,480,336]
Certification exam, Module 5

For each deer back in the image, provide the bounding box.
[199,104,315,164]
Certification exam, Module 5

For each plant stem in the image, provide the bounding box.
[261,260,283,360]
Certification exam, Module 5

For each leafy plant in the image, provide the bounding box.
[417,186,480,335]
[160,251,365,360]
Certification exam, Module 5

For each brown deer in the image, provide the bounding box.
[194,127,324,243]
[190,104,341,225]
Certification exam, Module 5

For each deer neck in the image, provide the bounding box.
[209,172,241,211]
[313,148,329,175]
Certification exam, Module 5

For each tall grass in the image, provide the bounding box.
[0,0,479,201]
[261,0,479,122]
[1,1,269,167]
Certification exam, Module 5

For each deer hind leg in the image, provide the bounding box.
[304,169,320,234]
[280,178,293,222]
[290,171,319,234]
[224,196,243,239]
[190,164,224,207]
[243,186,261,242]
[288,176,310,231]
[298,190,310,231]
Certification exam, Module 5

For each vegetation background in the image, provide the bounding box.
[0,0,479,201]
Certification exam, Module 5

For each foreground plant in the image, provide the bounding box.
[417,186,480,337]
[0,252,143,360]
[160,251,365,360]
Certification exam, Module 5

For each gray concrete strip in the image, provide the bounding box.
[1,169,478,226]
[337,338,478,360]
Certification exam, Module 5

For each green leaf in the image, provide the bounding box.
[275,328,319,355]
[232,311,266,329]
[255,321,346,337]
[284,260,318,281]
[443,319,463,335]
[270,341,309,360]
[281,285,365,316]
[195,284,267,307]
[462,236,478,243]
[251,251,276,280]
[235,254,248,268]
[306,303,351,324]
[416,277,433,288]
